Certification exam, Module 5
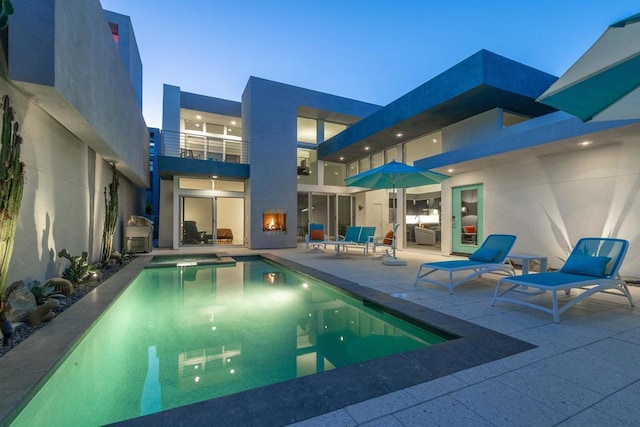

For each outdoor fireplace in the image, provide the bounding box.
[263,210,287,232]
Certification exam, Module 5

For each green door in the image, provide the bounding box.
[452,184,483,254]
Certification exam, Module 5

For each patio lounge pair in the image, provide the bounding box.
[415,234,634,322]
[305,224,376,254]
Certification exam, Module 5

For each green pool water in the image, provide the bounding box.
[12,258,448,426]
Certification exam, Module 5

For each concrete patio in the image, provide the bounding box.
[256,245,640,426]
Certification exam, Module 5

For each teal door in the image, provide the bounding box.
[452,184,483,254]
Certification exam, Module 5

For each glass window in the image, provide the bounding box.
[206,123,224,135]
[297,117,317,144]
[323,162,346,186]
[385,147,399,163]
[227,122,242,138]
[347,161,358,177]
[184,119,203,132]
[404,131,442,165]
[297,148,317,185]
[358,157,370,173]
[371,152,383,169]
[324,122,347,141]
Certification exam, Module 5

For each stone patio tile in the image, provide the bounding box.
[531,351,632,395]
[520,321,615,349]
[345,390,418,424]
[358,415,404,427]
[451,359,513,385]
[450,379,566,426]
[614,326,640,345]
[470,309,551,334]
[591,381,640,425]
[568,338,640,377]
[554,408,628,426]
[404,375,468,401]
[288,409,356,427]
[393,395,493,427]
[494,365,604,416]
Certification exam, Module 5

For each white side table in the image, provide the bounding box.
[508,254,548,275]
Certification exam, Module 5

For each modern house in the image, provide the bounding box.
[157,49,640,278]
[1,0,148,284]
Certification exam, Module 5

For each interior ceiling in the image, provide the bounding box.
[429,121,640,176]
[181,108,242,128]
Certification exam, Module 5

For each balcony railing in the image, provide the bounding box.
[161,130,249,164]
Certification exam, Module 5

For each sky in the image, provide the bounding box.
[99,0,639,129]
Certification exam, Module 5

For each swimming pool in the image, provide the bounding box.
[10,257,451,426]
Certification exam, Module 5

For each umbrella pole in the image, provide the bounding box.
[383,184,406,266]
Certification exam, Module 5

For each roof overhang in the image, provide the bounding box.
[415,112,640,175]
[318,50,559,163]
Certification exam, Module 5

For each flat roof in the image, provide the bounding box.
[318,50,558,163]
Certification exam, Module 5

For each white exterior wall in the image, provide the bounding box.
[1,79,138,285]
[441,142,640,279]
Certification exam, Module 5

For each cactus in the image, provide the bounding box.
[100,163,119,264]
[42,277,74,296]
[0,96,24,345]
[58,249,96,285]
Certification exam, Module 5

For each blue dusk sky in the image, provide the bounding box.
[99,1,638,129]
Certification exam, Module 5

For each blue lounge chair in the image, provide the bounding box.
[338,226,362,242]
[415,234,517,294]
[305,223,327,252]
[357,226,376,254]
[492,237,634,323]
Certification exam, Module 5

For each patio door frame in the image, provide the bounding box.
[173,178,245,249]
[451,184,483,255]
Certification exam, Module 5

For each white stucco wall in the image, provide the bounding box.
[1,79,139,285]
[441,141,640,279]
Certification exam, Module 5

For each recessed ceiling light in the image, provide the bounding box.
[447,169,454,173]
[432,138,437,143]
[396,132,403,138]
[211,175,218,179]
[579,141,592,146]
[364,147,370,151]
[196,115,202,120]
[231,120,237,125]
[195,123,200,127]
[339,156,344,161]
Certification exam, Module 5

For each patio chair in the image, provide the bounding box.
[305,223,327,252]
[372,224,399,258]
[492,237,634,322]
[415,234,517,294]
[183,221,209,244]
[338,226,362,243]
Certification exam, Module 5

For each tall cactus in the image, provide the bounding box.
[0,96,24,304]
[100,163,119,263]
[0,95,24,345]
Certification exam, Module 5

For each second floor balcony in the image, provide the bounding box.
[162,130,249,164]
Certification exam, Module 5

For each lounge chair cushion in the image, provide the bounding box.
[560,254,610,277]
[383,231,394,245]
[310,230,324,240]
[463,225,476,233]
[469,247,500,262]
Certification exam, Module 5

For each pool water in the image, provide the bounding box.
[12,258,449,426]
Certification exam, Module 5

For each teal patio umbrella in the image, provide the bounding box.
[537,13,640,122]
[345,160,449,265]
